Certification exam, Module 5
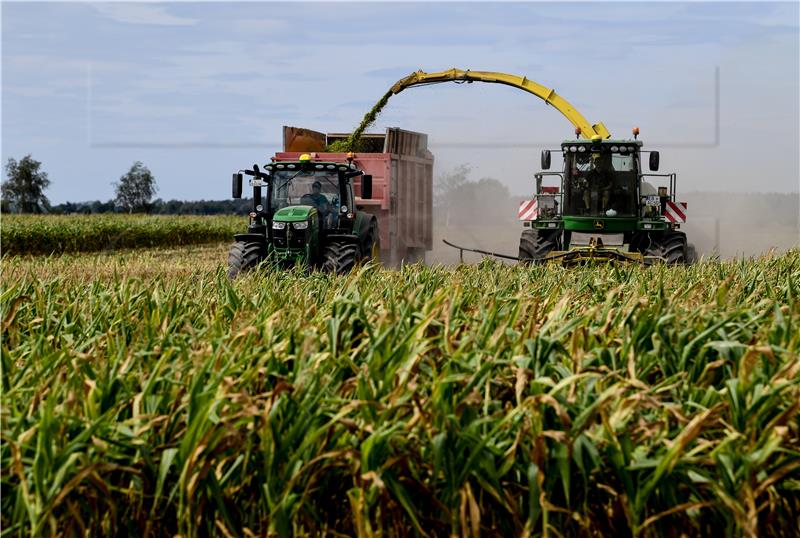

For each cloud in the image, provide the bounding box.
[92,4,197,26]
[232,18,292,34]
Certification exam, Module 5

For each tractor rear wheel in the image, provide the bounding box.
[227,240,267,279]
[519,229,559,264]
[322,242,360,275]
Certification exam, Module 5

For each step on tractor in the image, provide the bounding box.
[377,68,692,265]
[519,131,691,265]
[228,153,378,277]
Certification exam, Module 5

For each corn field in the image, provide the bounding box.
[1,215,240,256]
[2,247,799,537]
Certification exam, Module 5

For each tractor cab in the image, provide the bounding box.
[562,140,641,218]
[536,138,646,221]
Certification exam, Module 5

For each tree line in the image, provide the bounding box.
[1,155,251,215]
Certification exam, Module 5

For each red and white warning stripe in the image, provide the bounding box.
[518,199,538,221]
[664,201,687,223]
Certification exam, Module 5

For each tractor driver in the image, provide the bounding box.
[307,180,331,218]
[585,153,614,212]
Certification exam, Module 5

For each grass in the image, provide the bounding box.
[1,214,241,256]
[2,248,799,536]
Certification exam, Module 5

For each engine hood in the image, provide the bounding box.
[273,205,316,222]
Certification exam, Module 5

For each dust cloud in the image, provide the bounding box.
[426,191,798,265]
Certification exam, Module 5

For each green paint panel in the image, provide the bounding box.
[563,216,639,232]
[273,205,316,222]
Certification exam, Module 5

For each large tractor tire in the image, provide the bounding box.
[227,240,267,279]
[686,243,698,264]
[643,231,688,265]
[662,231,688,264]
[322,241,360,275]
[519,229,559,264]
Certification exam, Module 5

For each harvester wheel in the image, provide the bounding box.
[519,229,558,264]
[643,231,687,265]
[227,240,267,279]
[686,243,698,264]
[322,242,360,275]
[662,231,688,264]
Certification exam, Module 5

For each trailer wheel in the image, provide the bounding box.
[227,241,267,279]
[322,242,360,275]
[362,220,380,262]
[519,229,558,264]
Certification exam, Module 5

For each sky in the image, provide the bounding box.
[2,1,799,205]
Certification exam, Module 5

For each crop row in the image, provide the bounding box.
[2,251,799,536]
[1,214,241,256]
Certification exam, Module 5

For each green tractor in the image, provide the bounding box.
[228,153,378,277]
[519,132,691,265]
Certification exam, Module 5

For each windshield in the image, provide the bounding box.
[564,151,639,217]
[272,170,340,208]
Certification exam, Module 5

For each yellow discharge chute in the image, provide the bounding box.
[390,68,611,140]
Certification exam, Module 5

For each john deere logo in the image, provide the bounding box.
[593,220,605,230]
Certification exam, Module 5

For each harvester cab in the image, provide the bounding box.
[519,129,689,265]
[227,153,378,277]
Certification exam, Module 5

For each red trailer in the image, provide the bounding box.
[275,126,434,266]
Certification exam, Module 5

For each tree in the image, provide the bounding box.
[434,165,515,227]
[2,155,51,213]
[114,162,157,213]
[434,164,471,210]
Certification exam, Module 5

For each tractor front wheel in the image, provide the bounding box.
[322,242,360,275]
[227,240,267,279]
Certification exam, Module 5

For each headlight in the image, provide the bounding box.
[272,221,287,230]
[577,146,586,152]
[293,221,309,230]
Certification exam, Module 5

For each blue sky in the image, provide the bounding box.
[2,1,798,204]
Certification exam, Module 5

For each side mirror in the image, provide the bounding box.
[541,150,551,170]
[649,151,660,171]
[361,174,373,200]
[232,173,243,199]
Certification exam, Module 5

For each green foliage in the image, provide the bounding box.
[1,214,241,256]
[2,155,51,213]
[1,250,799,536]
[114,161,157,213]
